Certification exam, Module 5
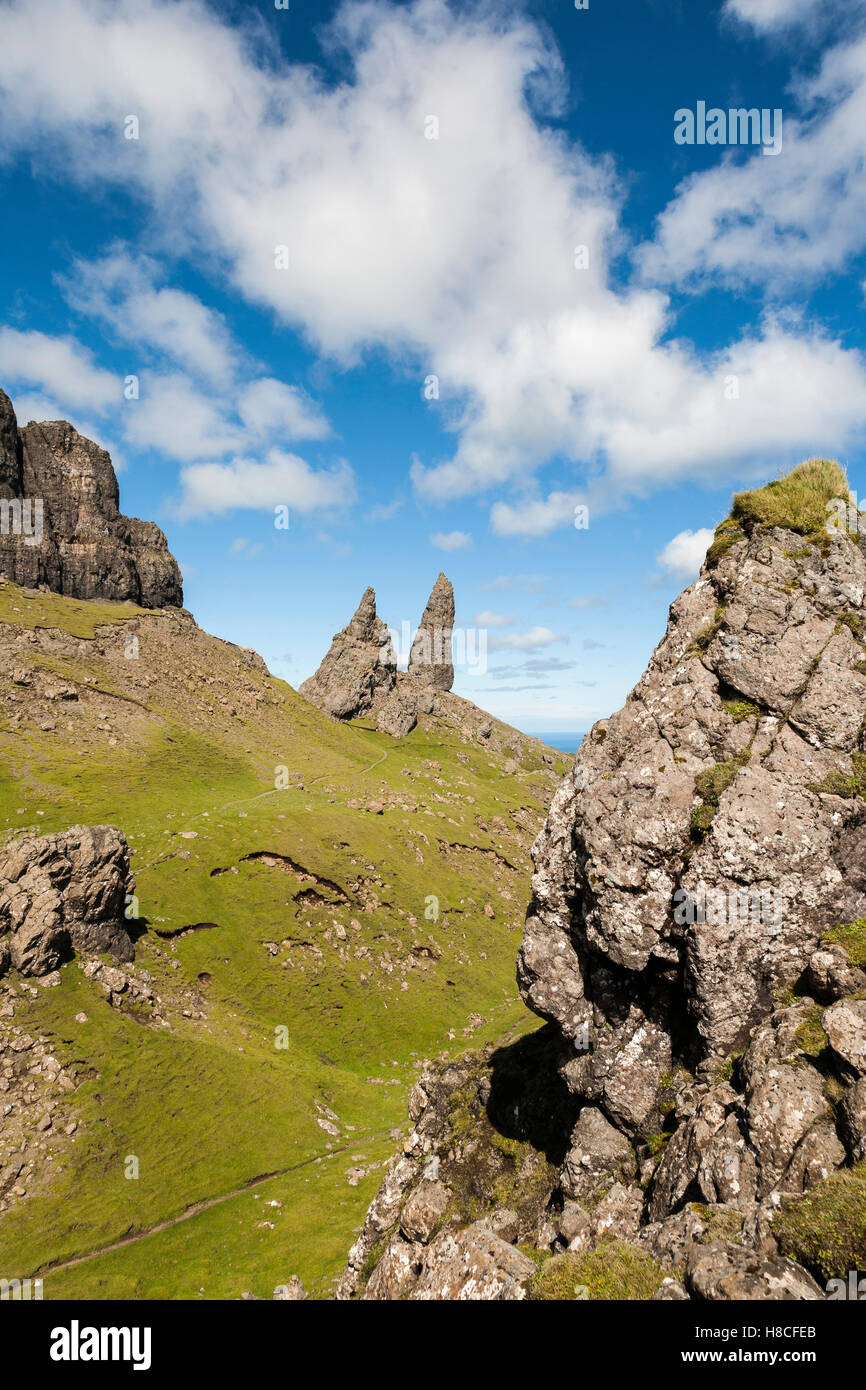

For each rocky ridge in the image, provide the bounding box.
[343,461,866,1300]
[0,388,182,608]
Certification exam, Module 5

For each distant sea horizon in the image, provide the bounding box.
[527,731,585,755]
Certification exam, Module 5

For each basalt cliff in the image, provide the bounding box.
[341,461,866,1301]
[0,388,182,608]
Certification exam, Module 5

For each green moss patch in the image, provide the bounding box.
[822,919,866,968]
[530,1240,666,1301]
[795,1003,829,1058]
[690,752,751,839]
[721,698,760,725]
[774,1162,866,1281]
[806,752,866,800]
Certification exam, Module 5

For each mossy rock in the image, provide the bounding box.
[690,752,751,839]
[822,919,866,968]
[687,603,728,657]
[774,1162,866,1281]
[706,519,746,568]
[691,1204,745,1246]
[530,1240,667,1301]
[795,1003,829,1058]
[721,698,761,725]
[806,752,866,801]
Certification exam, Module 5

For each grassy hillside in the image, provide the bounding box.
[0,582,566,1299]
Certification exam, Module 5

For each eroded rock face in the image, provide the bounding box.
[299,586,396,719]
[342,487,866,1300]
[0,391,182,608]
[519,522,866,1089]
[408,573,454,691]
[0,826,135,976]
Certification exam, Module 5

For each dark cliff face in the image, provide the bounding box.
[0,389,182,609]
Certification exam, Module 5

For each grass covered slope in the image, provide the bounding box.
[0,582,568,1299]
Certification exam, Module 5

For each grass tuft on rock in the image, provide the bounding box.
[530,1240,666,1301]
[806,752,866,801]
[731,459,849,536]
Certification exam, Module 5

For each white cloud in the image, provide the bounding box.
[641,35,866,291]
[722,0,822,29]
[0,329,119,413]
[2,0,866,515]
[490,626,568,652]
[238,378,331,442]
[430,529,471,551]
[491,490,586,538]
[473,610,516,627]
[365,496,405,522]
[177,449,356,518]
[61,250,239,387]
[124,373,246,461]
[722,0,865,30]
[657,528,715,579]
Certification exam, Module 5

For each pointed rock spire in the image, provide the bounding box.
[299,587,396,719]
[408,573,455,690]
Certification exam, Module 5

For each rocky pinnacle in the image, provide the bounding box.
[408,572,454,691]
[299,587,396,719]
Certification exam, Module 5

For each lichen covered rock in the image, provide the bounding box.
[0,825,135,976]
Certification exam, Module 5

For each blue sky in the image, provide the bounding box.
[2,0,866,733]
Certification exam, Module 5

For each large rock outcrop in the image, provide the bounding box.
[408,573,454,691]
[0,825,135,977]
[0,389,182,608]
[344,462,866,1299]
[301,575,456,731]
[299,586,396,719]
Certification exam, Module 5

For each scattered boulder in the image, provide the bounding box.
[0,826,135,976]
[823,998,866,1075]
[561,1106,636,1203]
[409,1223,536,1301]
[684,1240,824,1301]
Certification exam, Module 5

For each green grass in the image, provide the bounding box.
[706,519,746,568]
[530,1241,666,1301]
[822,919,866,968]
[774,1162,866,1281]
[0,583,568,1299]
[731,458,849,536]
